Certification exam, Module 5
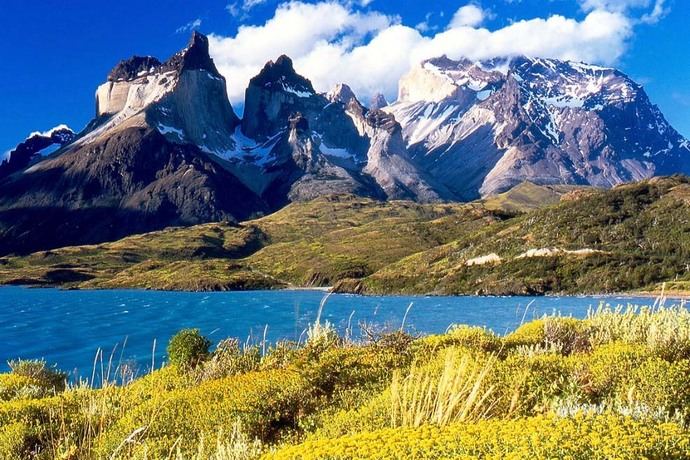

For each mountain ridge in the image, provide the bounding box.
[0,33,688,255]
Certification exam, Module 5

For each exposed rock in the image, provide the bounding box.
[369,93,388,110]
[108,56,162,82]
[0,126,75,179]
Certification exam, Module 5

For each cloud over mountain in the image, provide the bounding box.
[208,0,662,105]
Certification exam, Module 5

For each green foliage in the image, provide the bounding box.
[167,329,211,369]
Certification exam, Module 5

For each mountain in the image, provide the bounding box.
[0,32,266,255]
[230,55,446,205]
[386,56,690,199]
[1,33,689,256]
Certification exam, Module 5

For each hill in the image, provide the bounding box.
[1,176,688,296]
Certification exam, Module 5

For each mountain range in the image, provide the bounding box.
[0,32,688,255]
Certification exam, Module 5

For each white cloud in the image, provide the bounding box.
[449,4,486,28]
[208,1,647,106]
[580,0,668,23]
[176,18,202,34]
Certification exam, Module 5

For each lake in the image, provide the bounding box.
[0,286,673,378]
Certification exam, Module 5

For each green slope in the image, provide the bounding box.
[340,176,690,295]
[1,177,688,295]
[0,195,498,291]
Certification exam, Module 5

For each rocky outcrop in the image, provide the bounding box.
[369,93,388,110]
[0,126,75,180]
[363,110,449,202]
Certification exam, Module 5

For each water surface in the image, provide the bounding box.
[0,287,668,377]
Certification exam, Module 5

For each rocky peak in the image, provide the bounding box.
[242,55,324,140]
[369,93,388,110]
[250,55,315,95]
[163,31,222,77]
[327,83,357,105]
[108,56,162,82]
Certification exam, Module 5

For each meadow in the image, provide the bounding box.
[2,297,690,459]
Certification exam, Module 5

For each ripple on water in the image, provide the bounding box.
[0,287,679,377]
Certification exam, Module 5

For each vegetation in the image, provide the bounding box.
[0,177,688,295]
[167,329,212,368]
[2,304,690,458]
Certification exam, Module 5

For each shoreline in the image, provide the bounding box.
[2,283,689,302]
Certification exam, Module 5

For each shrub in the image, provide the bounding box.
[7,359,66,394]
[505,318,590,355]
[95,369,308,458]
[0,422,32,460]
[167,329,211,369]
[413,326,501,357]
[0,374,41,402]
[195,339,261,381]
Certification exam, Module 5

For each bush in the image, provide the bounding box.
[195,339,261,382]
[95,369,308,458]
[413,326,501,357]
[7,359,67,397]
[167,329,212,368]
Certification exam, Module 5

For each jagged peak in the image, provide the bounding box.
[250,55,315,95]
[163,31,222,77]
[327,83,357,105]
[108,56,162,82]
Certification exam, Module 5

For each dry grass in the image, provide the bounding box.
[390,349,497,428]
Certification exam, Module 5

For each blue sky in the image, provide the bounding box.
[1,0,688,152]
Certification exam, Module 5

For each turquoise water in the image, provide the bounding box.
[0,287,664,377]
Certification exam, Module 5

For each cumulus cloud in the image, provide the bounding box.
[208,0,655,106]
[449,4,486,28]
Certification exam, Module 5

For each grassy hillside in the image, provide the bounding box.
[338,176,690,295]
[2,306,690,458]
[0,196,495,291]
[1,177,688,295]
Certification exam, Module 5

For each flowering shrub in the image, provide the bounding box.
[267,415,690,460]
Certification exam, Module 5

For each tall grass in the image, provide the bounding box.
[587,304,690,359]
[390,349,497,428]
